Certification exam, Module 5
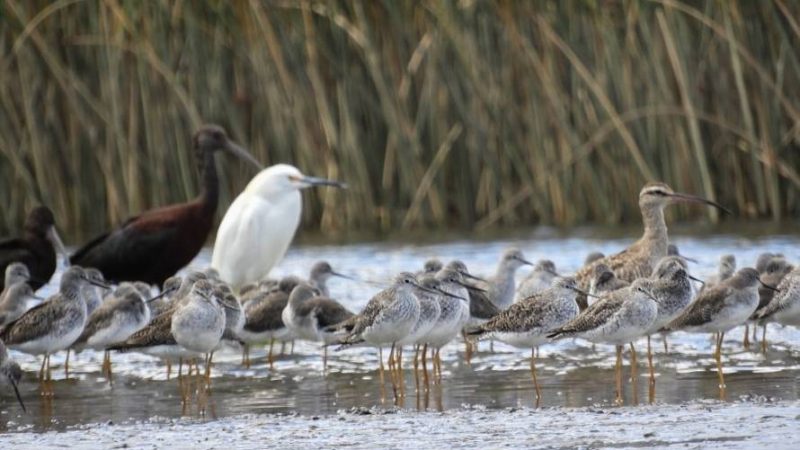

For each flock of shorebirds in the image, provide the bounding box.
[2,179,799,414]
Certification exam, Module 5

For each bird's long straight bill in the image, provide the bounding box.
[669,192,732,214]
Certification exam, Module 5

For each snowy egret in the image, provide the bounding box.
[211,164,345,289]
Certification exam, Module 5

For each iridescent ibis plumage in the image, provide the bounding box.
[70,125,262,287]
[211,164,346,290]
[0,206,67,292]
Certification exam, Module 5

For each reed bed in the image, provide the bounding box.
[1,0,798,241]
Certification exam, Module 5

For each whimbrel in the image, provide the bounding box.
[573,183,728,310]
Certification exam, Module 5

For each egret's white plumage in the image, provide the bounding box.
[211,164,344,289]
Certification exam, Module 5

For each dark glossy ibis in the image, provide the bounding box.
[70,124,262,287]
[0,206,67,292]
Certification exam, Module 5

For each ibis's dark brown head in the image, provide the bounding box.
[194,124,263,170]
[24,206,55,236]
[638,182,730,214]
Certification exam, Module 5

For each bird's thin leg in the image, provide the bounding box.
[761,325,768,355]
[39,355,47,382]
[242,345,250,369]
[531,347,542,405]
[742,325,750,350]
[614,345,623,406]
[462,331,472,365]
[205,352,214,387]
[46,354,52,382]
[268,339,275,369]
[290,340,295,355]
[716,332,726,400]
[662,335,668,354]
[64,349,70,379]
[629,342,638,406]
[647,336,656,404]
[435,348,442,384]
[753,323,758,342]
[323,345,328,373]
[378,347,386,403]
[106,351,114,383]
[413,344,420,392]
[166,359,172,381]
[421,343,429,388]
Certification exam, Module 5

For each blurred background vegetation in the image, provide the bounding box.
[1,0,799,242]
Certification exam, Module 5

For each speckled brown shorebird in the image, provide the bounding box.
[573,183,729,310]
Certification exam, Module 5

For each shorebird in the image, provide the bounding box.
[584,252,605,266]
[476,249,533,311]
[211,164,346,289]
[73,283,170,379]
[642,256,698,402]
[171,279,226,385]
[667,244,698,263]
[417,259,443,277]
[702,255,736,292]
[238,276,303,368]
[2,263,31,296]
[588,263,629,304]
[548,279,658,406]
[444,260,497,361]
[337,273,425,393]
[71,125,262,286]
[0,206,67,291]
[82,268,108,315]
[424,269,472,381]
[468,277,584,402]
[396,276,449,386]
[0,266,107,387]
[0,282,41,328]
[215,285,245,353]
[756,267,800,339]
[515,260,558,301]
[750,257,793,352]
[573,183,728,310]
[308,261,352,297]
[282,283,354,370]
[667,268,773,399]
[0,339,25,412]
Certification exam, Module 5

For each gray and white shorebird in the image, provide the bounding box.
[0,266,107,385]
[336,273,425,390]
[417,259,444,277]
[641,256,698,401]
[396,276,448,385]
[308,261,353,297]
[588,263,629,305]
[702,254,736,292]
[475,249,534,311]
[468,277,584,402]
[1,263,31,297]
[0,282,41,328]
[548,279,658,406]
[0,339,25,412]
[445,260,499,324]
[282,283,354,370]
[667,268,775,399]
[515,260,559,302]
[424,269,472,380]
[74,283,170,378]
[584,252,605,266]
[756,267,800,336]
[573,183,728,310]
[238,275,303,368]
[171,279,226,384]
[82,268,108,316]
[749,257,793,353]
[216,286,245,348]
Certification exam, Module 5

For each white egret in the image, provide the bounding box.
[211,164,345,289]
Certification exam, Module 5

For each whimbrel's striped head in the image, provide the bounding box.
[638,182,730,214]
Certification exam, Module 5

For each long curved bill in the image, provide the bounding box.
[10,379,26,413]
[225,140,263,170]
[46,226,70,267]
[669,192,732,215]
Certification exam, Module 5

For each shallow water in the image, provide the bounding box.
[2,231,800,439]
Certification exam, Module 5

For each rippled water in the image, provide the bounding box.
[2,231,800,434]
